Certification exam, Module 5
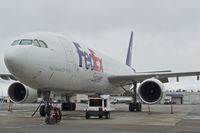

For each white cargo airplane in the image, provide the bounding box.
[2,31,200,116]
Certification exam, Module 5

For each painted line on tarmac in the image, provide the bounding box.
[183,116,200,120]
[4,124,44,129]
[4,126,22,129]
[0,114,9,116]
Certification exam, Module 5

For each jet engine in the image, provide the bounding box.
[8,82,37,103]
[138,78,164,104]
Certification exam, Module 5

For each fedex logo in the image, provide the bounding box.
[73,42,103,72]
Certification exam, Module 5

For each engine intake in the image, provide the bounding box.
[138,78,164,104]
[8,82,37,103]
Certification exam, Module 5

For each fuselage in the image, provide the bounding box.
[4,32,134,94]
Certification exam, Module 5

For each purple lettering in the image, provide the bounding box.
[73,42,103,72]
[73,42,84,67]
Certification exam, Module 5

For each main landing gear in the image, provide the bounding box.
[129,82,142,112]
[121,82,142,112]
[61,102,76,111]
[129,102,142,112]
[61,95,76,111]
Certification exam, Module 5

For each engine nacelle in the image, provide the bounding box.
[8,82,37,103]
[138,78,164,104]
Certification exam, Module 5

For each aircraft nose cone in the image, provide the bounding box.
[4,47,27,76]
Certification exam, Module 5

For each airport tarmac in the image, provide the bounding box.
[0,103,200,133]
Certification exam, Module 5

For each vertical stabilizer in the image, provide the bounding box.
[126,32,133,67]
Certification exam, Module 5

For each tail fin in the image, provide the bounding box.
[126,32,133,67]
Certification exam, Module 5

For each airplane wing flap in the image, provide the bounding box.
[108,71,200,86]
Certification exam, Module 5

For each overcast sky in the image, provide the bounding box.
[1,0,200,90]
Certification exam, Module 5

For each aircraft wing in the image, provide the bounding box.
[108,71,200,86]
[0,74,17,80]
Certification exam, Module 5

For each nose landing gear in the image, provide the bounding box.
[31,91,62,124]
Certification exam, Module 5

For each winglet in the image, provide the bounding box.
[126,31,133,67]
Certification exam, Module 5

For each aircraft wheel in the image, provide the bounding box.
[129,103,136,112]
[72,103,76,111]
[86,114,90,119]
[62,102,76,111]
[46,105,52,117]
[136,102,142,112]
[105,112,110,119]
[40,105,46,117]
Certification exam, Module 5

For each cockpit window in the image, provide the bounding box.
[19,39,33,45]
[11,40,21,46]
[11,39,48,48]
[33,39,41,47]
[38,40,48,48]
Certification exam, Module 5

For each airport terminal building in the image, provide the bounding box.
[164,92,200,104]
[76,92,200,105]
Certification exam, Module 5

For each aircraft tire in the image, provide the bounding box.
[136,102,142,112]
[40,105,46,117]
[105,112,110,119]
[129,103,136,112]
[85,113,90,119]
[72,103,76,111]
[62,102,76,111]
[46,105,52,117]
